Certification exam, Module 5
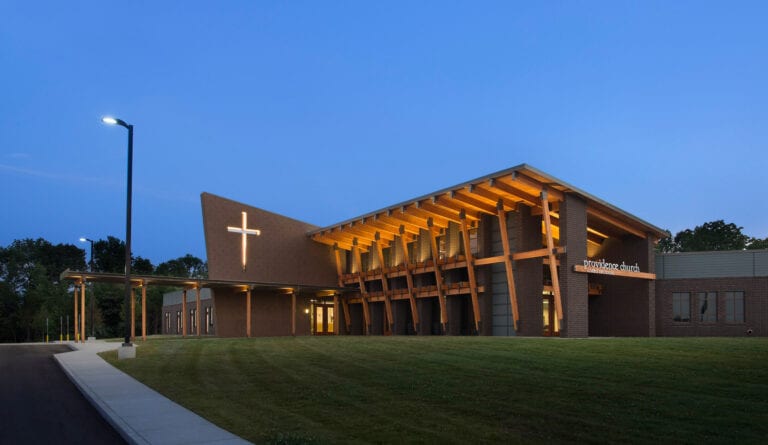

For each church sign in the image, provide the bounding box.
[573,258,656,280]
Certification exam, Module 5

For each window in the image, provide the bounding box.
[205,307,213,333]
[725,291,744,323]
[190,308,196,331]
[698,292,717,323]
[165,312,170,332]
[176,311,181,333]
[672,292,690,322]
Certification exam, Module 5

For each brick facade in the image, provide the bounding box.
[655,277,767,337]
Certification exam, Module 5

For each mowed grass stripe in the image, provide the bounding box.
[102,337,768,444]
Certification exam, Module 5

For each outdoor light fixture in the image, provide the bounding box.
[102,115,135,354]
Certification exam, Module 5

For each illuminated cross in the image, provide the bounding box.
[227,211,261,272]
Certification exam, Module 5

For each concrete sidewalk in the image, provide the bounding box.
[54,341,251,445]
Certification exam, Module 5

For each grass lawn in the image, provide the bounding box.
[102,337,768,444]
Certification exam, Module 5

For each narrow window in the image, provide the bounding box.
[725,291,745,323]
[672,292,690,322]
[698,292,717,322]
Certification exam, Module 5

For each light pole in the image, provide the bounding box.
[79,237,96,337]
[102,116,134,350]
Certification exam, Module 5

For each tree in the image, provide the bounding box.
[673,220,749,252]
[93,236,126,273]
[746,237,768,250]
[155,254,207,278]
[656,230,678,253]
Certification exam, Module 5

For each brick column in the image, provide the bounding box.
[559,194,589,338]
[514,204,544,336]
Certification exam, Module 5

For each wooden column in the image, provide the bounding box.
[352,239,371,334]
[130,287,136,341]
[80,282,86,342]
[246,288,252,338]
[541,190,564,328]
[341,298,351,335]
[427,219,448,334]
[333,294,340,335]
[141,285,147,341]
[459,210,481,334]
[196,287,201,336]
[182,289,187,337]
[497,201,520,331]
[291,292,296,336]
[73,284,79,342]
[333,245,351,334]
[373,234,394,334]
[397,226,420,333]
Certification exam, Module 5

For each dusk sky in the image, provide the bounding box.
[1,1,766,265]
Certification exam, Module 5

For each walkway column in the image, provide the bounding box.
[141,285,147,341]
[246,288,252,337]
[73,285,79,342]
[196,287,201,336]
[291,292,296,336]
[182,289,187,337]
[130,287,136,341]
[80,282,86,343]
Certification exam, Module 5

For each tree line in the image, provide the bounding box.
[0,236,206,343]
[657,220,768,252]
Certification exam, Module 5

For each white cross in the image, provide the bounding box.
[227,211,261,272]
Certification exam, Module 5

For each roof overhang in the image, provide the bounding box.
[308,164,666,252]
[60,270,351,296]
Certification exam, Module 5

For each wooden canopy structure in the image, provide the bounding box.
[60,270,349,340]
[309,164,666,335]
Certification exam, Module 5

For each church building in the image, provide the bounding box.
[189,164,685,338]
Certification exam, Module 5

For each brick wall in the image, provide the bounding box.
[655,277,767,336]
[559,194,589,338]
[588,235,656,336]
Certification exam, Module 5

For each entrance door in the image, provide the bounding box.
[313,304,335,335]
[542,293,559,336]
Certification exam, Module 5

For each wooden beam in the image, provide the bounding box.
[352,241,371,334]
[427,219,448,333]
[417,200,466,224]
[374,239,394,334]
[511,171,564,201]
[375,213,422,236]
[514,246,566,261]
[333,245,345,287]
[195,287,201,336]
[80,282,86,343]
[246,288,251,338]
[131,286,136,341]
[586,207,647,239]
[141,285,147,341]
[405,204,451,228]
[487,178,540,207]
[541,191,564,328]
[341,297,351,335]
[182,289,187,337]
[397,227,420,333]
[291,292,296,336]
[333,294,340,335]
[497,202,519,332]
[451,190,498,214]
[459,211,482,334]
[474,255,506,266]
[73,284,79,342]
[431,194,482,220]
[468,184,517,212]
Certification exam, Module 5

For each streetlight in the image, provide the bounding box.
[79,237,96,338]
[102,116,134,353]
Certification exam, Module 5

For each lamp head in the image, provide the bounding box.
[102,116,130,128]
[79,237,86,242]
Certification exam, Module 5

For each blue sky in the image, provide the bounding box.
[1,1,766,265]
